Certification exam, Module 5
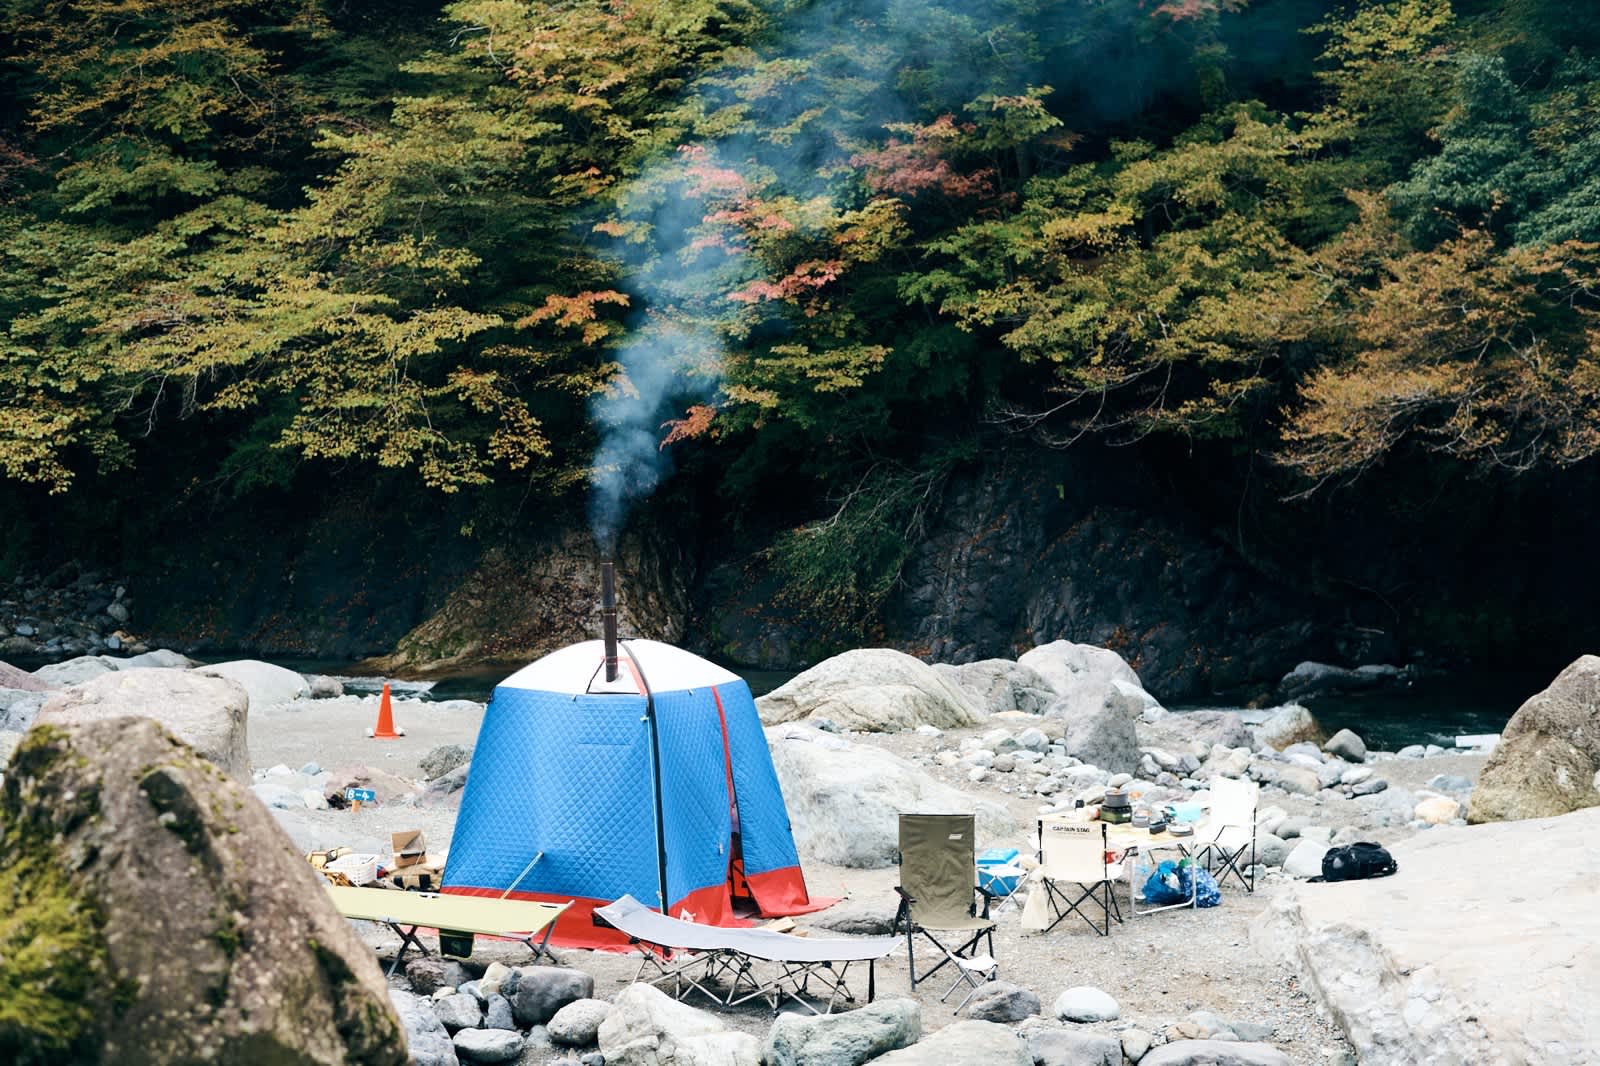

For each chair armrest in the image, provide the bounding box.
[892,886,914,933]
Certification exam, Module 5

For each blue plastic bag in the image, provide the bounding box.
[1142,860,1223,907]
[1182,864,1222,908]
[1141,860,1187,905]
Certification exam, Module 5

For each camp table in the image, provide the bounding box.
[1105,818,1210,917]
[327,885,569,975]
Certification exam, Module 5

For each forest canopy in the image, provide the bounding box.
[3,0,1598,527]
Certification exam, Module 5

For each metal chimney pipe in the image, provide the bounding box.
[602,560,619,682]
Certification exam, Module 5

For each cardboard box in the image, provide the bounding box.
[391,829,427,868]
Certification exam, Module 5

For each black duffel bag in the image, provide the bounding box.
[1312,842,1398,882]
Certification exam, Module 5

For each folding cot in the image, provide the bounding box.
[594,895,899,1015]
[327,885,569,976]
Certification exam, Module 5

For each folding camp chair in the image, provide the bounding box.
[893,813,996,991]
[1036,817,1123,936]
[1198,776,1258,892]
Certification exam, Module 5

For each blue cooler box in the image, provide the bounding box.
[976,847,1021,895]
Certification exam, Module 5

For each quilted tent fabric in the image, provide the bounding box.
[442,640,828,949]
[443,688,658,907]
[655,688,736,922]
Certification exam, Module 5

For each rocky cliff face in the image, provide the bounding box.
[888,453,1329,699]
[19,450,1383,698]
[363,525,692,676]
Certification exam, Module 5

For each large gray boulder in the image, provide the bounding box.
[38,667,251,778]
[32,654,118,687]
[421,743,472,780]
[433,992,484,1032]
[964,982,1040,1023]
[932,659,1057,716]
[452,1029,523,1063]
[1278,661,1387,701]
[511,965,594,1028]
[1251,704,1323,751]
[763,997,920,1066]
[757,649,982,732]
[115,648,200,670]
[1281,840,1329,879]
[418,763,470,809]
[0,688,48,733]
[1469,656,1600,823]
[0,659,53,692]
[1026,1026,1121,1066]
[391,989,460,1066]
[598,982,760,1066]
[0,718,406,1065]
[548,998,611,1046]
[768,724,1014,867]
[1253,808,1600,1064]
[870,1020,1030,1066]
[194,658,310,709]
[1054,986,1120,1022]
[1140,1042,1292,1066]
[1052,687,1140,773]
[1322,728,1367,763]
[1019,640,1141,695]
[1144,710,1253,752]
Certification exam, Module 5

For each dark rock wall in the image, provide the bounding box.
[888,451,1329,700]
[11,439,1596,699]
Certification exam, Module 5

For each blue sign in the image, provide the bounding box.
[345,788,377,803]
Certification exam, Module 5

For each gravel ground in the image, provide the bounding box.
[254,701,1487,1064]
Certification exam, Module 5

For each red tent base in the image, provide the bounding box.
[444,868,838,953]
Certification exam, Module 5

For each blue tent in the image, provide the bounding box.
[442,639,825,947]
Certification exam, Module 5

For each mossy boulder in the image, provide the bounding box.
[0,717,407,1065]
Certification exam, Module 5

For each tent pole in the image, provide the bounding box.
[622,642,669,915]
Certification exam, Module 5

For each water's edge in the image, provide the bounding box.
[258,655,1534,751]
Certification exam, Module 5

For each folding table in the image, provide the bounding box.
[1106,820,1209,917]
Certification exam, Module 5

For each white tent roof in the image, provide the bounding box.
[496,639,742,696]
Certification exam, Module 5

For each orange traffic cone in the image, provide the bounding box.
[368,682,403,739]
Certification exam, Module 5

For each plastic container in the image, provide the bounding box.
[439,931,475,958]
[977,847,1022,896]
[326,852,381,885]
[977,847,1020,865]
[1170,802,1204,823]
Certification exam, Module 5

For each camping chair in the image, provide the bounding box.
[1198,776,1258,892]
[942,952,1000,1015]
[893,813,996,991]
[1036,817,1123,936]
